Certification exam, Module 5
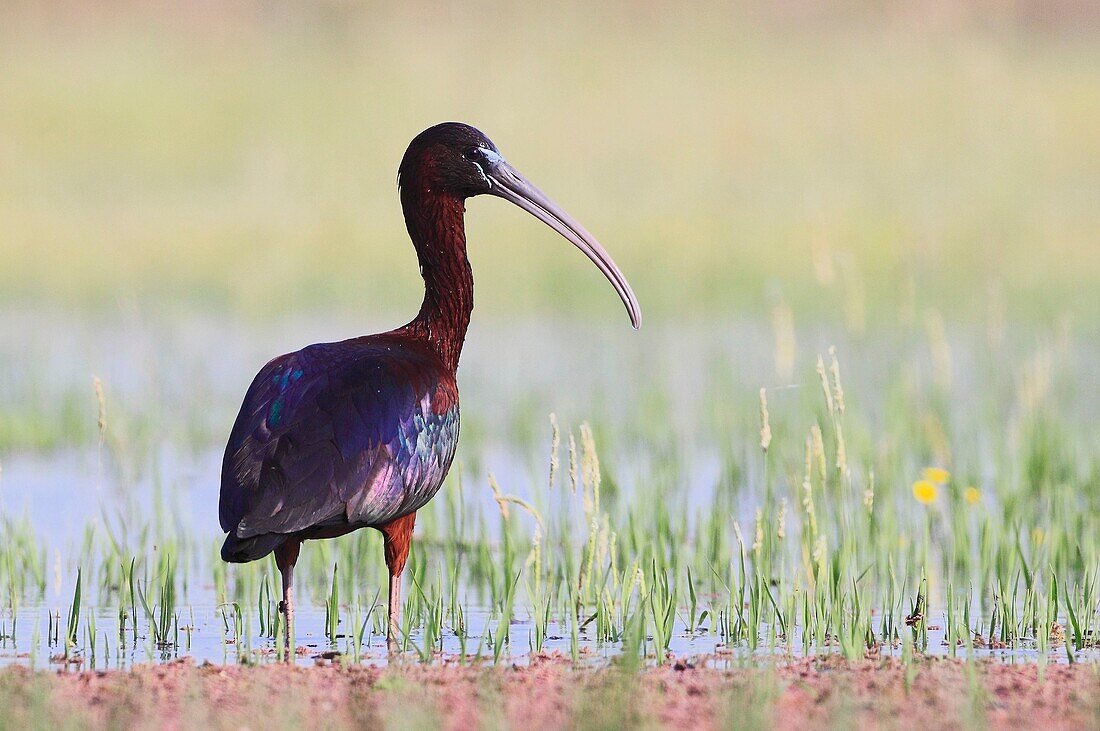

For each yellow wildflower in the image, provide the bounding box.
[963,486,980,505]
[922,467,950,484]
[1032,527,1045,547]
[912,480,938,504]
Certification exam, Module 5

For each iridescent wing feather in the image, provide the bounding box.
[218,336,459,556]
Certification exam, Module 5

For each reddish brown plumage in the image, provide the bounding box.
[274,540,300,571]
[400,161,474,373]
[378,511,417,578]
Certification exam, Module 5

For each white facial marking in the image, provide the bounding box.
[479,147,504,165]
[470,161,492,188]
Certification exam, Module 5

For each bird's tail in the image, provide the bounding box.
[220,531,284,563]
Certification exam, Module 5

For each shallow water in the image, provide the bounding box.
[1,312,1097,669]
[2,599,1092,670]
[1,438,1093,670]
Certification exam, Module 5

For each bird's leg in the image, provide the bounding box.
[378,512,417,654]
[275,540,301,662]
[388,571,401,654]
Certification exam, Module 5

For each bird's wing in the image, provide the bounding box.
[218,339,459,539]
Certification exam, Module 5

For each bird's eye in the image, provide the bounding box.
[463,147,481,161]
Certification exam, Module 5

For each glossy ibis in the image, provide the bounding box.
[219,122,640,654]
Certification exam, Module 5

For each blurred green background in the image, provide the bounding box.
[2,1,1097,330]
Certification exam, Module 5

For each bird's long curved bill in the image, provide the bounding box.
[488,161,641,329]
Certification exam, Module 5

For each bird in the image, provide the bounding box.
[218,122,640,655]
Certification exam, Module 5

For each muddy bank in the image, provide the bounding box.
[1,656,1097,730]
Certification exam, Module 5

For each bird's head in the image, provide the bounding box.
[400,122,640,329]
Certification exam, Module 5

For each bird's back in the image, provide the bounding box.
[219,332,459,562]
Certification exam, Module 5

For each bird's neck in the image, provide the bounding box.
[402,187,473,372]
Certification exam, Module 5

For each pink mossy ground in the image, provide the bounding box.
[1,655,1097,730]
